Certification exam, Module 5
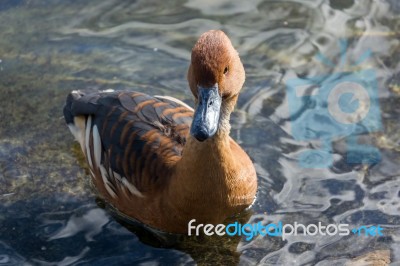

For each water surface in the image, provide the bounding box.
[0,0,399,265]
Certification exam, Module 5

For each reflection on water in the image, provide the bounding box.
[0,0,399,265]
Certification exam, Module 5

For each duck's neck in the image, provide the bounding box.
[216,101,232,136]
[182,128,232,164]
[167,103,237,216]
[178,117,233,176]
[180,100,234,169]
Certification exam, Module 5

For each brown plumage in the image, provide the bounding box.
[63,30,257,233]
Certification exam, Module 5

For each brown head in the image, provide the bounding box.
[188,30,245,141]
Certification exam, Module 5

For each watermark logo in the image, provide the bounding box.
[188,219,384,241]
[352,225,384,236]
[285,39,382,168]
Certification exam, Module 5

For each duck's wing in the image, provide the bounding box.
[63,90,193,197]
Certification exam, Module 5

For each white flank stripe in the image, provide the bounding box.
[113,171,122,182]
[68,124,84,151]
[100,165,117,198]
[85,116,93,169]
[112,171,122,190]
[92,125,101,168]
[122,177,143,197]
[154,95,194,111]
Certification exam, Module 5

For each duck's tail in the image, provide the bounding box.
[63,90,93,153]
[63,90,85,125]
[63,89,115,153]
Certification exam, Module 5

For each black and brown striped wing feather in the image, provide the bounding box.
[64,90,193,195]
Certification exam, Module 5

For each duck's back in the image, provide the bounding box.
[63,90,193,199]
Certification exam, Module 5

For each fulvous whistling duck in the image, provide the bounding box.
[63,30,257,234]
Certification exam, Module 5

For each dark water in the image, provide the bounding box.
[0,0,399,265]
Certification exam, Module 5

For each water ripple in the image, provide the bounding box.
[0,0,399,264]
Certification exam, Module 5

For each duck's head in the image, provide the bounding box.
[188,30,245,142]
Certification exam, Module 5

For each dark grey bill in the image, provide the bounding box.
[190,84,222,142]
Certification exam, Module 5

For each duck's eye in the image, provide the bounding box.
[223,66,229,75]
